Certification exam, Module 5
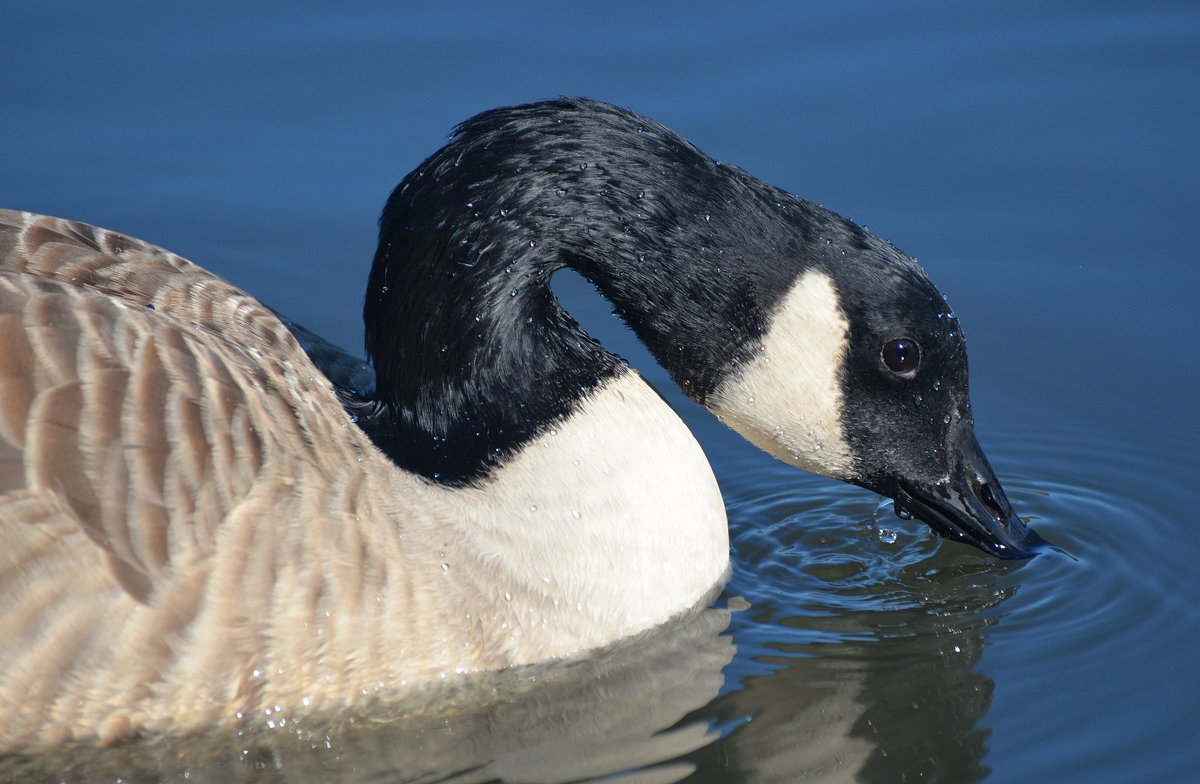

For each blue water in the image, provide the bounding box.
[3,2,1198,782]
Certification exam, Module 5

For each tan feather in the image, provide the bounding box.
[0,209,729,749]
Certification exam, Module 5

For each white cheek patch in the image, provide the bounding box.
[706,269,854,479]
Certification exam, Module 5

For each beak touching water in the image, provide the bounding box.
[890,430,1046,560]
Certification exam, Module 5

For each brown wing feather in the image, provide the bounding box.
[0,209,387,745]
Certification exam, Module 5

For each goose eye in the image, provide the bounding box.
[882,338,921,378]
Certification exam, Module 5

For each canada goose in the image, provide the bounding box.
[0,97,1043,749]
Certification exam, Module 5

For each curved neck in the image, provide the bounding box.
[358,99,824,484]
[359,192,622,485]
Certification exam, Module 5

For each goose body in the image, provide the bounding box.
[0,98,1042,749]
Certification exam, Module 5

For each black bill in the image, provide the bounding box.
[893,431,1046,559]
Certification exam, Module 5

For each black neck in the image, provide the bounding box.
[356,98,848,485]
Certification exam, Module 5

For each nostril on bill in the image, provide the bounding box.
[976,481,1004,520]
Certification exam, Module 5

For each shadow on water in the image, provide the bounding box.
[676,471,1029,784]
[694,601,999,784]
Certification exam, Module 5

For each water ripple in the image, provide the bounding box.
[712,409,1199,783]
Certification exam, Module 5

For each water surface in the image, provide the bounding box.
[2,2,1197,782]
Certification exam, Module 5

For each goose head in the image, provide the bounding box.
[360,97,1045,559]
[705,247,1044,559]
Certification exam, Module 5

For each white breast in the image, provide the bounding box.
[428,369,731,663]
